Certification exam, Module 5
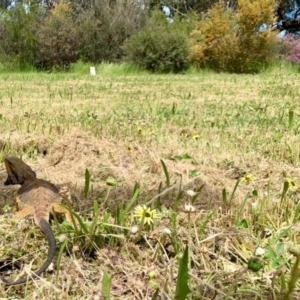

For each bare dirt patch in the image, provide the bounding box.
[44,128,227,211]
[1,128,299,215]
[0,128,229,212]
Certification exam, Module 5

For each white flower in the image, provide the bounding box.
[184,203,196,212]
[57,234,68,242]
[251,202,259,213]
[46,262,54,272]
[130,225,139,234]
[255,246,265,256]
[186,190,196,197]
[162,228,171,235]
[252,202,258,209]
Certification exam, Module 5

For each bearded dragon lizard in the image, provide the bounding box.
[1,156,71,285]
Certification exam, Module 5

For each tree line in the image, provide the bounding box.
[0,0,281,73]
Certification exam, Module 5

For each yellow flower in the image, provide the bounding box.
[192,134,200,141]
[133,205,160,225]
[286,178,298,190]
[241,173,253,183]
[127,144,133,151]
[148,270,158,278]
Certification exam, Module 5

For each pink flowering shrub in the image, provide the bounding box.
[284,35,300,66]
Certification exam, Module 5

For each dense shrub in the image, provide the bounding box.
[123,11,191,73]
[0,3,41,68]
[190,0,278,73]
[34,3,80,70]
[271,34,294,62]
[77,0,147,63]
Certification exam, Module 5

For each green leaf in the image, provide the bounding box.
[198,212,214,236]
[149,279,159,289]
[89,200,101,237]
[172,153,192,161]
[189,169,200,177]
[116,205,124,225]
[102,271,112,300]
[276,242,285,257]
[2,204,12,213]
[172,102,177,114]
[124,187,139,215]
[106,177,117,186]
[155,181,163,208]
[160,159,170,187]
[70,209,89,234]
[151,289,159,300]
[289,110,294,128]
[229,179,240,204]
[248,257,263,272]
[235,192,250,226]
[222,188,227,204]
[252,189,258,197]
[281,180,289,203]
[182,153,192,159]
[293,202,300,221]
[239,218,249,228]
[173,155,183,161]
[264,246,276,260]
[84,168,90,198]
[173,189,183,211]
[56,239,68,280]
[191,184,205,204]
[175,246,191,300]
[93,200,99,217]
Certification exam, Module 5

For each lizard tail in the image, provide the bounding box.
[1,219,56,286]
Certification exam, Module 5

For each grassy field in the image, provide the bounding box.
[0,62,300,299]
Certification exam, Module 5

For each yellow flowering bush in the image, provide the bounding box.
[190,0,278,73]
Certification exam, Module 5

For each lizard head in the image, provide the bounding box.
[4,157,36,185]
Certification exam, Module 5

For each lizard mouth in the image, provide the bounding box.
[4,175,19,186]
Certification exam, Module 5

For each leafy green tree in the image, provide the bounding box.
[34,3,80,70]
[123,10,191,73]
[77,0,147,63]
[149,0,221,15]
[0,1,41,68]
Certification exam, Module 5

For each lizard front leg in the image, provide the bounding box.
[14,206,35,220]
[51,203,73,223]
